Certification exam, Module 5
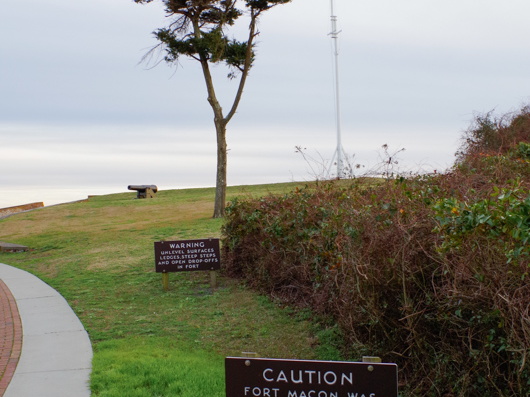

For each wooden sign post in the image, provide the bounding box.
[162,273,169,291]
[154,238,221,290]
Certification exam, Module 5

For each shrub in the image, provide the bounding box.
[221,106,530,396]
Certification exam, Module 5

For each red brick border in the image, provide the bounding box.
[0,280,22,396]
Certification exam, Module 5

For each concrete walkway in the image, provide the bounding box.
[0,263,92,396]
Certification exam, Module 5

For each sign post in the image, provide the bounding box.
[154,238,221,290]
[225,357,398,397]
[162,272,169,291]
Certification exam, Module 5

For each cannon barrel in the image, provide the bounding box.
[127,185,158,199]
[128,185,158,193]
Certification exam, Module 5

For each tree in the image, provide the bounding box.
[134,0,292,218]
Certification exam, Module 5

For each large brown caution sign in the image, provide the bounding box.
[154,238,221,273]
[225,357,398,397]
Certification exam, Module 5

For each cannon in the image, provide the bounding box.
[128,185,158,199]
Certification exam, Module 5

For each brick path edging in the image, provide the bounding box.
[0,281,22,396]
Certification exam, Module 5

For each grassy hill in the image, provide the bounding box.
[0,182,328,396]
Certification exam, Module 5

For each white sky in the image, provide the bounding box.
[1,0,529,208]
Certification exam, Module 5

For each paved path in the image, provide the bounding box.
[0,263,92,396]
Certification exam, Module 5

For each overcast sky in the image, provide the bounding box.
[1,0,529,208]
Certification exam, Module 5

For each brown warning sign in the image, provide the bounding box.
[154,239,221,273]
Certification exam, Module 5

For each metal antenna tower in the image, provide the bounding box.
[328,0,345,178]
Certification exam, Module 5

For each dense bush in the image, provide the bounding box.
[221,107,529,396]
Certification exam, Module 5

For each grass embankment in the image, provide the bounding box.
[0,183,323,396]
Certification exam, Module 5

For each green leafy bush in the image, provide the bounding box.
[517,141,530,159]
[434,185,529,264]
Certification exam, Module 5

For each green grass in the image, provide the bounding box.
[91,338,225,397]
[0,183,322,396]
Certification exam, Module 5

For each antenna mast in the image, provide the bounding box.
[328,0,344,178]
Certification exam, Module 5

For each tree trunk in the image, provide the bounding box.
[193,22,228,218]
[213,119,227,218]
[191,12,258,218]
